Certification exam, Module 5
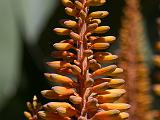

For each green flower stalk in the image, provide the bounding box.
[24,0,130,120]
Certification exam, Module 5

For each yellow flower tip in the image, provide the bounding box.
[99,103,131,112]
[91,65,117,78]
[69,95,82,104]
[94,36,116,43]
[110,68,124,76]
[86,0,106,6]
[91,43,110,50]
[60,19,77,28]
[90,19,102,24]
[93,26,110,34]
[53,43,73,50]
[91,110,120,120]
[44,73,75,86]
[62,0,74,7]
[46,61,71,69]
[53,28,70,35]
[44,102,76,117]
[119,112,129,119]
[96,89,126,103]
[89,11,109,18]
[52,86,74,96]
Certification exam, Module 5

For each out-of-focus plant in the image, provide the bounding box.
[24,0,130,119]
[119,0,153,120]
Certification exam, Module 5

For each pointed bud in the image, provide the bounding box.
[94,78,125,88]
[52,86,74,96]
[91,43,110,50]
[89,11,109,18]
[86,0,106,6]
[75,1,83,9]
[53,43,73,50]
[62,0,74,7]
[54,28,70,35]
[94,36,116,43]
[93,26,110,34]
[90,19,101,24]
[65,7,77,16]
[87,23,98,32]
[60,19,77,28]
[91,110,120,120]
[70,32,80,41]
[119,112,129,119]
[92,82,109,93]
[94,52,118,63]
[89,60,101,71]
[44,73,76,86]
[109,68,123,76]
[38,111,71,120]
[44,102,77,117]
[99,103,131,112]
[96,90,125,103]
[47,61,71,69]
[91,65,117,78]
[69,95,82,104]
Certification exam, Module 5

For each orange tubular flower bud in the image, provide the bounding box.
[44,73,76,86]
[86,0,106,6]
[38,111,71,120]
[99,103,131,112]
[93,36,116,43]
[46,61,71,69]
[43,102,77,117]
[69,95,82,104]
[94,78,125,88]
[92,82,109,93]
[69,65,81,75]
[51,51,76,59]
[109,68,124,76]
[91,43,110,50]
[53,28,70,35]
[60,19,77,28]
[153,84,160,96]
[53,43,73,50]
[24,111,32,119]
[91,65,117,78]
[51,86,74,96]
[90,19,102,24]
[89,11,109,18]
[94,52,118,63]
[65,7,78,16]
[91,110,120,120]
[86,98,99,111]
[93,26,110,34]
[61,0,74,8]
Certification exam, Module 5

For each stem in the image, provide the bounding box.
[77,0,90,119]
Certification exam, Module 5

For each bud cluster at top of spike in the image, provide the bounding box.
[24,0,130,120]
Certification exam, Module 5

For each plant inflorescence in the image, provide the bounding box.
[24,0,130,120]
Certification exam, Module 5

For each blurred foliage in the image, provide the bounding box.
[0,0,159,120]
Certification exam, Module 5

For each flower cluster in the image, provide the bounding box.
[24,0,130,120]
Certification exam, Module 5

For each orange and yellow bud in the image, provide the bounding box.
[53,43,73,50]
[89,11,109,18]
